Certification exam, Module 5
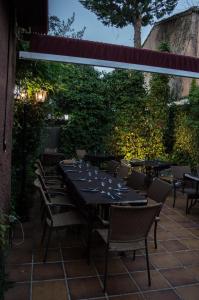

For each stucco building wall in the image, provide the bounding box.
[0,1,16,210]
[143,8,199,98]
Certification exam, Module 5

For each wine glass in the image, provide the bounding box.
[94,169,98,179]
[100,181,106,194]
[117,182,122,189]
[88,171,92,182]
[108,178,112,190]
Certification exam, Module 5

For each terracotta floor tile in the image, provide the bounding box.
[160,267,198,287]
[189,228,199,237]
[150,253,181,268]
[147,241,167,254]
[32,280,68,300]
[161,222,182,232]
[110,293,144,300]
[178,221,199,229]
[33,262,64,280]
[180,238,199,250]
[173,229,194,239]
[132,270,170,291]
[65,260,97,277]
[68,277,104,299]
[95,258,127,275]
[143,289,180,300]
[6,264,31,282]
[160,240,188,251]
[175,284,199,300]
[33,248,61,262]
[122,256,154,272]
[6,249,32,264]
[173,250,199,266]
[4,283,30,300]
[62,247,85,260]
[186,265,199,280]
[155,229,176,241]
[12,238,33,250]
[102,274,138,295]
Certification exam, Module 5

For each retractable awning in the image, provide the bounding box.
[19,34,199,78]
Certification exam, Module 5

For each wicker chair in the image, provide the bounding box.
[35,168,65,191]
[34,181,86,262]
[96,204,161,292]
[147,178,172,248]
[116,164,131,181]
[171,165,199,213]
[34,178,75,222]
[126,170,148,194]
[105,160,120,177]
[35,159,61,178]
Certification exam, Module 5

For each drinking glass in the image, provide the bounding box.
[108,178,112,190]
[100,181,105,193]
[94,169,98,179]
[88,171,92,182]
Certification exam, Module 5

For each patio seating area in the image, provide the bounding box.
[4,161,199,300]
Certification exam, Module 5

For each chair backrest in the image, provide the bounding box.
[171,165,191,180]
[35,168,48,192]
[126,170,147,191]
[147,178,172,207]
[76,149,87,159]
[106,160,120,175]
[33,179,53,224]
[35,159,45,176]
[120,159,131,167]
[116,164,131,179]
[109,204,161,243]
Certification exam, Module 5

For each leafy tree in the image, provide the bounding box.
[79,0,178,47]
[145,42,171,158]
[49,13,86,38]
[103,69,147,159]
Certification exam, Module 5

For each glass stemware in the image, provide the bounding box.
[88,171,92,182]
[108,178,112,190]
[100,181,106,193]
[94,169,98,179]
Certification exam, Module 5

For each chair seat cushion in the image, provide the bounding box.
[47,211,86,228]
[97,229,145,251]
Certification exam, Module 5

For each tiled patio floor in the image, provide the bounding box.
[4,191,199,300]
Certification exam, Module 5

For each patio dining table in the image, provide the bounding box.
[59,162,147,262]
[184,173,199,212]
[130,159,172,177]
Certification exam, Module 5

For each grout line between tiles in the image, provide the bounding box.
[60,246,72,300]
[30,252,33,300]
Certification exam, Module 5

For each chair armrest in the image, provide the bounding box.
[48,203,76,208]
[49,192,67,197]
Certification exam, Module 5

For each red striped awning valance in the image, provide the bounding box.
[29,34,199,73]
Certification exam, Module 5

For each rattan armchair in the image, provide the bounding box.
[96,204,161,292]
[116,164,131,181]
[126,170,148,195]
[147,178,172,248]
[34,181,86,262]
[171,165,199,213]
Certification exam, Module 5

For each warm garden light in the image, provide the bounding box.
[35,89,47,103]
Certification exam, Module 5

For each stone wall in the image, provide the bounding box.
[0,1,16,211]
[143,10,199,98]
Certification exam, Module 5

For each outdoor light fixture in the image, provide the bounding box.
[35,89,47,103]
[14,85,47,103]
[64,114,69,120]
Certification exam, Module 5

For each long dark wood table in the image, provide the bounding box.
[59,161,147,262]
